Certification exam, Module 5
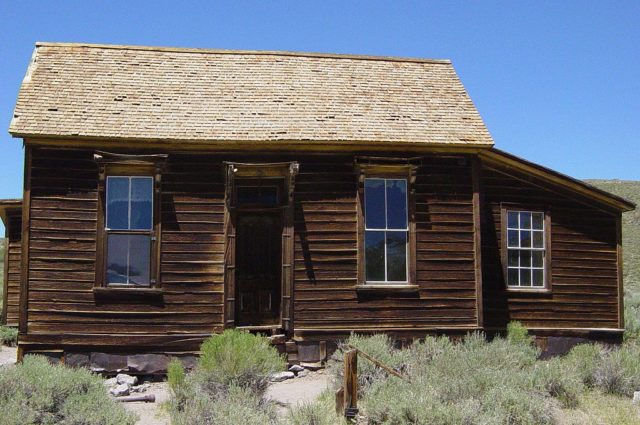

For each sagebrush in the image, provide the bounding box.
[0,355,136,425]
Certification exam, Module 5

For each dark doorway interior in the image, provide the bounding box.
[235,212,282,326]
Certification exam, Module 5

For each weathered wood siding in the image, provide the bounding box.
[480,164,620,330]
[293,155,478,332]
[24,148,224,349]
[22,148,480,349]
[3,212,22,326]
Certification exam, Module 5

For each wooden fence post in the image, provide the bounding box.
[343,349,358,418]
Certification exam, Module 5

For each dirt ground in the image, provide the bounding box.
[266,370,333,413]
[0,345,17,367]
[121,381,171,425]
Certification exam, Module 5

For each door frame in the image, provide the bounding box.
[223,161,299,332]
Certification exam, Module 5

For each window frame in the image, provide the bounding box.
[500,203,552,293]
[94,152,166,292]
[356,162,417,291]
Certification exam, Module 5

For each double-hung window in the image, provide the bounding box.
[506,210,546,288]
[105,176,154,286]
[364,178,409,283]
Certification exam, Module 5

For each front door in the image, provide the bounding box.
[235,213,282,326]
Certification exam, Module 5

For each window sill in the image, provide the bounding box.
[355,284,419,294]
[505,287,551,294]
[93,286,163,297]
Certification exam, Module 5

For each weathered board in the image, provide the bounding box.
[480,163,621,331]
[3,212,22,326]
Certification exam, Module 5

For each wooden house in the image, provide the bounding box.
[2,43,634,371]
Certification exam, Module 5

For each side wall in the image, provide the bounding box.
[480,162,621,332]
[2,212,22,326]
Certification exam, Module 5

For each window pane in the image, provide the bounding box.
[365,231,385,281]
[106,234,151,286]
[520,231,531,248]
[106,234,128,284]
[386,179,407,229]
[520,250,531,267]
[507,211,518,229]
[533,231,544,248]
[128,235,151,286]
[507,230,519,248]
[508,268,519,286]
[106,177,130,230]
[365,179,386,229]
[532,213,544,230]
[130,177,153,230]
[520,269,531,286]
[520,212,532,229]
[532,270,544,287]
[532,251,544,267]
[508,250,519,267]
[386,231,407,282]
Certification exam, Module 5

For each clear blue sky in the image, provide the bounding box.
[1,1,639,233]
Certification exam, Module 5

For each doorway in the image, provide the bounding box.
[235,212,283,326]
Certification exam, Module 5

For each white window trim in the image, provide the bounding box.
[506,210,546,288]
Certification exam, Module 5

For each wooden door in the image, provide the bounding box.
[235,213,282,326]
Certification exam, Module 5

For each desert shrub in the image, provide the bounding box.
[169,330,284,424]
[623,292,640,341]
[593,342,640,396]
[198,328,285,395]
[0,355,136,425]
[0,325,18,346]
[286,390,348,425]
[507,320,534,346]
[167,357,186,392]
[532,358,583,408]
[562,343,604,387]
[171,384,277,425]
[329,333,411,395]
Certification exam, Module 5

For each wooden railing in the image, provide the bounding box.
[335,345,409,419]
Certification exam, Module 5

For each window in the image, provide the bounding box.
[506,210,546,288]
[364,178,408,283]
[105,176,154,286]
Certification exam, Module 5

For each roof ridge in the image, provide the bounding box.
[34,42,452,65]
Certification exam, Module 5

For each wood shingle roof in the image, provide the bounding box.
[9,42,494,147]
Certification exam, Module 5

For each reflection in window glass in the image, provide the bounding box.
[106,176,153,230]
[364,178,408,283]
[106,234,151,286]
[506,210,546,288]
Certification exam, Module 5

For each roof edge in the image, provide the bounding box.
[480,148,636,212]
[34,42,452,65]
[0,199,22,226]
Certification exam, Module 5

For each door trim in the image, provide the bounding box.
[223,161,299,331]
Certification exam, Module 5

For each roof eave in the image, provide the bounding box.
[480,148,636,213]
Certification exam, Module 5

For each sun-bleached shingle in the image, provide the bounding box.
[9,43,494,146]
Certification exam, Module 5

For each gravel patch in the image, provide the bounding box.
[266,369,332,413]
[0,345,18,367]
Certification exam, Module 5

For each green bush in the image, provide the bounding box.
[507,320,534,346]
[533,358,583,408]
[329,333,410,395]
[0,355,136,425]
[563,343,604,387]
[172,384,278,425]
[286,391,348,425]
[169,330,284,424]
[198,329,285,395]
[0,325,18,346]
[594,342,640,396]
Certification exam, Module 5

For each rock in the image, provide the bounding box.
[296,370,309,378]
[109,384,130,397]
[103,377,118,388]
[289,364,305,373]
[268,334,286,345]
[127,354,169,375]
[131,383,151,393]
[633,391,640,404]
[270,371,295,382]
[90,352,128,373]
[116,373,138,386]
[300,361,323,370]
[65,353,90,368]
